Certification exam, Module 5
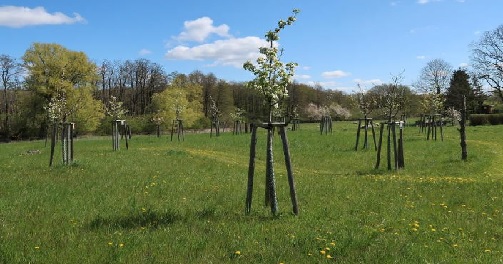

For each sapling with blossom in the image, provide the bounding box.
[243,9,300,216]
[243,9,299,123]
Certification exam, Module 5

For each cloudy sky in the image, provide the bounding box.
[1,0,501,93]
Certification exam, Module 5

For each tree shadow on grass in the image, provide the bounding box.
[89,209,182,230]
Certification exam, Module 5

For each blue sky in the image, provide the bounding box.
[1,0,502,93]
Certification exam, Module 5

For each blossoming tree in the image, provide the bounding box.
[243,9,300,216]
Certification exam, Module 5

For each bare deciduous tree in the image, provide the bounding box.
[415,58,453,95]
[471,24,503,102]
[0,54,22,142]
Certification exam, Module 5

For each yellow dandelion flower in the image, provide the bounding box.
[34,246,40,250]
[234,250,241,255]
[107,242,113,246]
[307,253,312,256]
[119,243,124,247]
[484,249,491,253]
[319,250,326,255]
[326,254,333,259]
[330,242,336,246]
[453,244,458,247]
[325,247,330,251]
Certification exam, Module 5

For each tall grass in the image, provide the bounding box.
[0,122,501,263]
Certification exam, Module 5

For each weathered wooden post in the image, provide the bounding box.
[375,122,385,169]
[459,95,467,160]
[112,120,124,150]
[61,122,74,165]
[49,122,58,167]
[397,121,405,168]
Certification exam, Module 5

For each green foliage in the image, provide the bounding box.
[23,43,98,100]
[152,86,203,128]
[22,43,101,134]
[73,88,105,134]
[127,115,157,135]
[470,114,503,126]
[0,123,502,263]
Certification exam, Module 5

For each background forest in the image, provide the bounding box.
[0,40,501,141]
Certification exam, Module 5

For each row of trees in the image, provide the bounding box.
[1,24,503,141]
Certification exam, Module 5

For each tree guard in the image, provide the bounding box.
[49,122,75,166]
[210,116,220,138]
[375,121,405,170]
[426,114,444,141]
[355,117,376,150]
[320,115,332,135]
[61,122,74,165]
[233,120,243,135]
[245,122,299,216]
[291,118,300,131]
[112,120,128,150]
[170,119,184,141]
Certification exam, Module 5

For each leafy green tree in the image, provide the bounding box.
[152,86,202,128]
[73,88,105,134]
[23,43,103,133]
[445,69,475,112]
[23,43,97,101]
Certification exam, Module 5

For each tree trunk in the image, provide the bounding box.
[460,96,468,160]
[265,127,278,215]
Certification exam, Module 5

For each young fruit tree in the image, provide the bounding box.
[243,9,300,216]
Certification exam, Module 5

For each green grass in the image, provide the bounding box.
[0,122,502,263]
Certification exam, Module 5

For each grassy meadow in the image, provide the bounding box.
[0,121,502,263]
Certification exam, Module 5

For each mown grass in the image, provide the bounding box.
[0,122,502,263]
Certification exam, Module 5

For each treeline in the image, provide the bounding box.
[0,43,457,141]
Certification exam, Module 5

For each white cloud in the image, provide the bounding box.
[353,78,383,86]
[302,81,354,93]
[294,74,311,80]
[459,62,469,68]
[0,6,85,28]
[175,17,230,43]
[390,1,401,6]
[166,36,269,67]
[139,49,152,56]
[416,55,426,60]
[322,70,351,79]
